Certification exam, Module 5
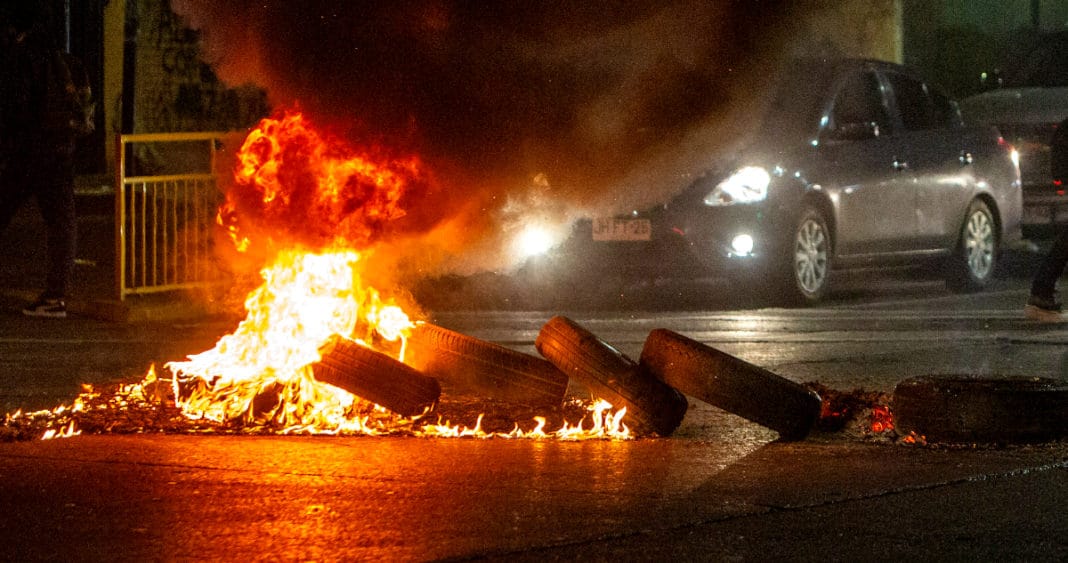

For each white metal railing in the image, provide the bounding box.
[115,132,228,300]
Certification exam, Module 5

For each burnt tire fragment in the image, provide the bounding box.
[314,337,440,417]
[892,376,1068,444]
[639,329,820,441]
[535,316,687,437]
[405,323,568,407]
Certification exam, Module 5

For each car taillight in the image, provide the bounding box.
[997,137,1021,168]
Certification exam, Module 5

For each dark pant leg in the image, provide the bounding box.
[1031,222,1068,299]
[0,158,33,234]
[30,149,76,300]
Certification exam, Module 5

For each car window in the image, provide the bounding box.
[885,72,960,131]
[829,70,892,136]
[928,87,959,128]
[887,72,938,131]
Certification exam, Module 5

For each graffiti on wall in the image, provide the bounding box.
[134,0,268,133]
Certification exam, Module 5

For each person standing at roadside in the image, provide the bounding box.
[0,3,83,318]
[1025,115,1068,321]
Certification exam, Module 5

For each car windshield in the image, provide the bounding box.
[753,59,840,143]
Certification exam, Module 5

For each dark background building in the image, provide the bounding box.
[33,0,1068,181]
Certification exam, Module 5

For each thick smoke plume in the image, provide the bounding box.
[171,0,813,276]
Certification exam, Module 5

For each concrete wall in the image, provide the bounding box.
[128,0,268,135]
[102,0,125,171]
[786,0,903,63]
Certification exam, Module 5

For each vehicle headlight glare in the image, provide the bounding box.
[704,166,771,206]
[514,225,556,259]
[730,234,755,256]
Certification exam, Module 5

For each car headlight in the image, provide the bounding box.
[514,225,556,259]
[704,166,770,206]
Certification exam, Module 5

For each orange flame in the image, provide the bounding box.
[218,111,425,255]
[23,109,632,440]
[164,248,412,432]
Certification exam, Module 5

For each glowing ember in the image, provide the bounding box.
[902,432,927,446]
[869,405,894,434]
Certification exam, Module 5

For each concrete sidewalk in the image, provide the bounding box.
[1,435,1066,561]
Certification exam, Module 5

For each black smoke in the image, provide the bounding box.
[171,0,814,273]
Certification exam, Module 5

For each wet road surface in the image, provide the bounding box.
[4,270,1068,560]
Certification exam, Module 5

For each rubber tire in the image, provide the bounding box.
[640,329,821,440]
[892,376,1068,444]
[313,337,441,417]
[535,316,688,437]
[775,206,832,305]
[946,199,998,293]
[405,323,569,407]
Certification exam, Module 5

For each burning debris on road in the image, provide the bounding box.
[0,102,981,449]
[0,367,627,442]
[0,107,982,449]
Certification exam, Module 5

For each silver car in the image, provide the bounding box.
[656,58,1023,304]
[959,30,1068,229]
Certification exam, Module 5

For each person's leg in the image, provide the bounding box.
[1030,222,1068,303]
[0,159,33,234]
[31,150,76,301]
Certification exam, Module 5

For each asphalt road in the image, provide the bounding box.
[4,263,1065,412]
[4,261,1068,560]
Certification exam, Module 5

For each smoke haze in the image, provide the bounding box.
[170,0,813,276]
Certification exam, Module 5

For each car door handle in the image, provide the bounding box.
[892,158,909,171]
[959,151,974,165]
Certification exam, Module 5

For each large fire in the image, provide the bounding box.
[6,111,630,441]
[167,248,407,434]
[217,111,421,256]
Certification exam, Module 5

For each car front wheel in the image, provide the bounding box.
[782,207,831,304]
[946,199,997,292]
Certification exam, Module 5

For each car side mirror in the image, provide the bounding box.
[826,121,879,142]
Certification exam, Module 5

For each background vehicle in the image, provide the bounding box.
[649,58,1023,304]
[958,30,1068,232]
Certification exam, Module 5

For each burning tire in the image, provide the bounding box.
[313,337,441,417]
[639,329,821,441]
[892,376,1068,444]
[535,316,688,437]
[405,323,569,407]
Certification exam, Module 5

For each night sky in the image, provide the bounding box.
[171,0,811,274]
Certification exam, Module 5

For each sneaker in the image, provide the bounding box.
[1025,293,1065,322]
[22,298,67,318]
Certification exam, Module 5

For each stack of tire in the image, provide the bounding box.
[535,316,822,440]
[316,316,823,440]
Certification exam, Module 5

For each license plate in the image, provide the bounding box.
[592,217,651,241]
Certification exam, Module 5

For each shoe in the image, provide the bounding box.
[22,298,67,318]
[1025,293,1065,322]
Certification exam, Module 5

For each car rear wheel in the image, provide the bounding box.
[778,206,831,305]
[946,199,997,292]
